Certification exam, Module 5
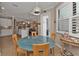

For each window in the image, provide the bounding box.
[58,19,69,32]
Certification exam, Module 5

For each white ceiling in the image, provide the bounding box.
[0,2,60,20]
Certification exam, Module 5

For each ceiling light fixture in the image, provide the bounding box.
[0,6,5,10]
[31,2,41,16]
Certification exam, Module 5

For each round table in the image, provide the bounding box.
[17,36,55,51]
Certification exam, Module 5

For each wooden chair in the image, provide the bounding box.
[32,43,49,56]
[50,32,55,55]
[31,31,37,36]
[12,34,26,56]
[51,32,55,40]
[12,34,18,47]
[16,47,27,56]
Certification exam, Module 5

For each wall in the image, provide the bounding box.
[50,8,56,32]
[50,2,63,33]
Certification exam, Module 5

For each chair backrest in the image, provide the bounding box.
[12,34,18,42]
[32,43,49,56]
[31,31,37,36]
[51,32,55,40]
[12,34,18,47]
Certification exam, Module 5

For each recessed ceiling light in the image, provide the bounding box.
[1,7,5,10]
[12,3,18,7]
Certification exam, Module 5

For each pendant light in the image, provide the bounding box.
[31,2,41,16]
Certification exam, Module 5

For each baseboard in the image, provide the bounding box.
[0,35,12,38]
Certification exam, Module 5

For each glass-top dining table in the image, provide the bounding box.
[17,36,55,51]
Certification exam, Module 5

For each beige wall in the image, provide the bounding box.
[50,8,56,33]
[50,2,63,33]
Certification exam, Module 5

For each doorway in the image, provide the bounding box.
[41,15,50,37]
